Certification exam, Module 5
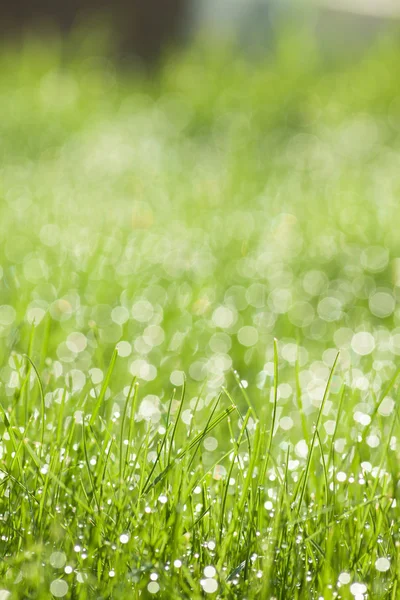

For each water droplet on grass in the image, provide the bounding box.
[50,579,68,598]
[338,572,351,584]
[201,578,218,593]
[174,560,182,568]
[50,552,66,569]
[375,557,390,572]
[147,582,160,594]
[350,582,367,596]
[120,534,129,544]
[207,541,216,551]
[204,566,216,578]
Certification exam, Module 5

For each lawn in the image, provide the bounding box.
[0,31,400,599]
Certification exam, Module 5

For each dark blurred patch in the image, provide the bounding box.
[0,0,188,65]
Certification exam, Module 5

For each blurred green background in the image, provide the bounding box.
[0,12,400,422]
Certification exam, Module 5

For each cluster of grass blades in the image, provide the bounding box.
[0,340,398,599]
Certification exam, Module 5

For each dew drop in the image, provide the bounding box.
[50,579,68,598]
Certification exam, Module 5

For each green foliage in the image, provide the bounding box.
[0,31,400,598]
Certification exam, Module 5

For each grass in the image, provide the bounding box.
[1,29,400,598]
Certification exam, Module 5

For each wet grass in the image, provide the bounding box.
[0,32,400,599]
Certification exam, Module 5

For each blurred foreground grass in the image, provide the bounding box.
[1,32,400,598]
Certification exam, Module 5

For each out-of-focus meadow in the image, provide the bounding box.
[1,14,400,599]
